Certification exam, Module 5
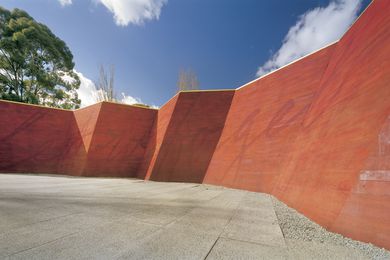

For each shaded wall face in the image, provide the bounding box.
[140,95,179,180]
[83,102,157,177]
[148,91,234,183]
[64,103,102,176]
[203,45,336,193]
[0,102,84,174]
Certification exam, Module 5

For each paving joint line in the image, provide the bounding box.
[203,191,247,260]
[5,230,82,258]
[0,212,84,236]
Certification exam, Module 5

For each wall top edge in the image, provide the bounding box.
[179,89,235,93]
[235,41,339,91]
[98,101,159,111]
[0,99,73,112]
[0,99,159,112]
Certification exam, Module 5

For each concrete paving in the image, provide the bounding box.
[0,174,376,259]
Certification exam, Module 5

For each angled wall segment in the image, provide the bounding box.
[288,0,390,248]
[203,43,336,192]
[139,94,179,180]
[0,101,157,178]
[83,102,157,177]
[0,101,84,175]
[67,103,102,175]
[148,91,234,183]
[74,103,102,153]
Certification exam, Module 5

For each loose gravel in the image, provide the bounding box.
[272,197,390,260]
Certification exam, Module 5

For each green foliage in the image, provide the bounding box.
[0,6,80,109]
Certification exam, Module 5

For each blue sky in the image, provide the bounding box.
[1,0,370,107]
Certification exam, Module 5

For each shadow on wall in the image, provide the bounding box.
[136,117,158,179]
[0,101,157,178]
[0,102,86,174]
[82,102,157,178]
[203,43,336,193]
[149,91,235,183]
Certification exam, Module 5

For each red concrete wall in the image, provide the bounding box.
[287,0,390,248]
[0,101,83,175]
[83,102,157,177]
[204,0,390,249]
[203,44,335,192]
[148,91,234,183]
[0,101,157,178]
[139,95,179,180]
[0,0,389,249]
[66,103,102,175]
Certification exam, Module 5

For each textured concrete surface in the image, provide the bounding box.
[1,174,385,260]
[147,91,235,183]
[0,101,157,178]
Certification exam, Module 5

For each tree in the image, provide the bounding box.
[93,65,153,108]
[177,69,199,92]
[95,65,116,102]
[0,7,81,109]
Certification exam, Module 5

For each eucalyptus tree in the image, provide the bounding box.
[0,6,81,109]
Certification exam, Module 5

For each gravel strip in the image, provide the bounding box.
[271,197,390,260]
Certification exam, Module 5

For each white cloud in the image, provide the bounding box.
[256,0,362,77]
[74,71,98,107]
[119,92,160,108]
[58,0,72,7]
[57,0,167,26]
[120,92,143,105]
[98,0,168,26]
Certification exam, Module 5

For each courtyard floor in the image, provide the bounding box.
[0,174,387,259]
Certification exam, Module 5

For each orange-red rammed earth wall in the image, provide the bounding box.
[0,101,157,178]
[0,0,389,250]
[205,0,390,248]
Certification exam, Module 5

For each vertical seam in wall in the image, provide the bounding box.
[134,109,158,178]
[76,103,103,176]
[300,43,338,128]
[202,90,236,183]
[144,94,181,180]
[269,44,338,197]
[57,111,80,175]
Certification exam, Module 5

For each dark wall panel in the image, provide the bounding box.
[149,91,234,183]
